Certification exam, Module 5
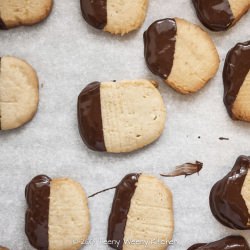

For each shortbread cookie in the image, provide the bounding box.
[107,174,174,250]
[25,175,90,250]
[0,0,53,29]
[192,0,250,31]
[223,41,250,121]
[80,0,148,35]
[144,18,220,94]
[77,80,166,153]
[210,155,250,230]
[188,236,250,250]
[0,56,39,130]
[0,246,9,250]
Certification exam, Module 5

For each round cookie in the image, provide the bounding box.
[25,175,90,250]
[192,0,250,32]
[188,236,250,250]
[223,41,250,121]
[144,18,220,94]
[80,0,148,35]
[0,56,39,130]
[77,80,166,153]
[108,174,174,250]
[209,155,250,230]
[0,0,53,29]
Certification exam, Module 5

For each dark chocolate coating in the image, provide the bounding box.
[77,82,106,152]
[25,175,51,250]
[223,41,250,119]
[107,173,141,250]
[144,18,177,80]
[80,0,107,29]
[210,156,250,230]
[192,0,234,31]
[187,236,250,250]
[0,18,7,30]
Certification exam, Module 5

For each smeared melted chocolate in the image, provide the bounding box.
[210,156,250,229]
[0,18,7,30]
[77,82,106,152]
[80,0,107,29]
[188,236,250,250]
[192,0,234,31]
[144,18,177,80]
[107,173,141,250]
[223,41,250,119]
[25,175,51,250]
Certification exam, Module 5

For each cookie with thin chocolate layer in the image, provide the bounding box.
[209,156,250,230]
[80,0,148,35]
[144,18,220,94]
[0,56,39,130]
[25,175,90,250]
[0,0,53,29]
[192,0,250,31]
[77,80,166,153]
[107,174,174,250]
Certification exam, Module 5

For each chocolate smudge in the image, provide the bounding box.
[88,186,117,198]
[0,18,8,30]
[219,137,229,140]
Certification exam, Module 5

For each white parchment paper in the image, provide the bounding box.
[0,0,250,249]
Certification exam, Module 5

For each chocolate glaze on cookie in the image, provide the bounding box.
[192,0,234,31]
[144,18,177,80]
[80,0,107,29]
[108,173,141,250]
[0,18,7,30]
[209,156,250,229]
[188,236,250,250]
[223,41,250,118]
[78,82,106,151]
[25,175,51,250]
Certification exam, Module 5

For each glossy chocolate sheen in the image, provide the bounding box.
[77,82,106,151]
[0,18,7,30]
[25,175,51,250]
[187,236,250,250]
[210,156,250,229]
[192,0,234,31]
[107,173,141,250]
[144,18,177,80]
[80,0,107,29]
[223,41,250,118]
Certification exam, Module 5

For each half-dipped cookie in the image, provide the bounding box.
[25,175,90,250]
[223,41,250,121]
[210,156,250,230]
[192,0,250,32]
[188,235,250,250]
[80,0,148,35]
[144,18,219,94]
[77,80,166,153]
[0,0,53,29]
[0,56,39,130]
[108,174,174,250]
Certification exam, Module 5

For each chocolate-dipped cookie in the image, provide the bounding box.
[188,235,250,250]
[107,174,174,250]
[77,80,166,153]
[0,0,53,29]
[80,0,148,35]
[210,156,250,230]
[144,18,219,94]
[25,175,90,250]
[192,0,250,32]
[223,41,250,121]
[0,56,39,130]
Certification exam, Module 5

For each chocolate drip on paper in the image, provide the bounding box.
[223,41,250,119]
[25,175,51,250]
[144,18,177,80]
[107,173,141,250]
[209,156,250,229]
[161,161,203,177]
[0,18,7,30]
[80,0,107,29]
[77,82,106,151]
[192,0,234,31]
[187,236,250,250]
